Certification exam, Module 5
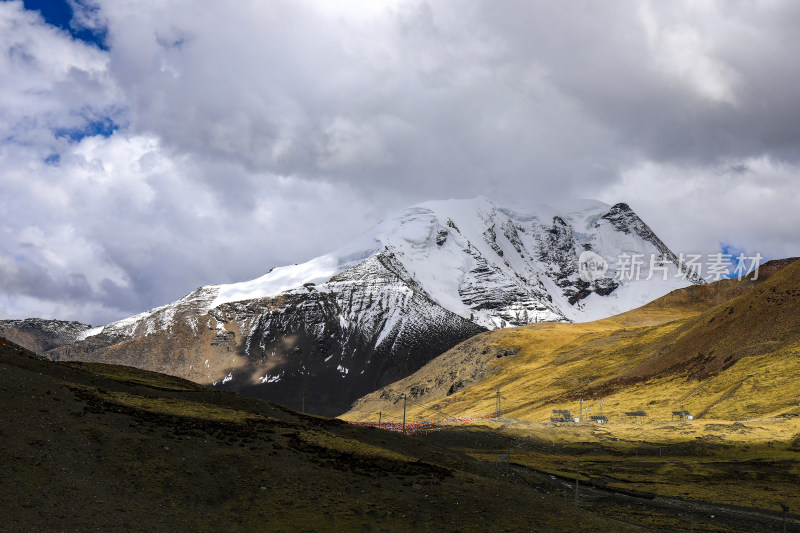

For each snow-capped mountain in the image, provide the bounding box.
[0,318,92,354]
[44,197,702,415]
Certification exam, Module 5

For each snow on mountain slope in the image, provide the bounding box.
[0,318,92,353]
[45,197,702,415]
[48,252,485,416]
[89,197,698,337]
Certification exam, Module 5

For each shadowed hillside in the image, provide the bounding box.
[0,336,631,532]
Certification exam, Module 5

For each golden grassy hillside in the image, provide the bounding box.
[343,258,800,424]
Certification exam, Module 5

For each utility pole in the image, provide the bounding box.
[579,398,583,420]
[781,502,789,533]
[575,459,580,505]
[496,387,506,418]
[378,411,382,429]
[402,394,407,435]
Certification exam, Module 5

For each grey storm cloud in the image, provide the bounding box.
[0,258,92,302]
[1,0,799,324]
[97,1,800,189]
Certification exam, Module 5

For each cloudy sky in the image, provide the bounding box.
[1,0,799,325]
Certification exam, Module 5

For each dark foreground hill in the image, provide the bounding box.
[0,337,630,532]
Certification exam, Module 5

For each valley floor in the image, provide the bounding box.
[416,417,800,532]
[6,332,800,531]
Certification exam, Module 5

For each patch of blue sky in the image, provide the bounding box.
[719,243,766,279]
[720,243,744,257]
[52,116,118,143]
[22,0,108,50]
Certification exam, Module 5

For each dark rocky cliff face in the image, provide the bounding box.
[213,254,484,415]
[601,203,705,283]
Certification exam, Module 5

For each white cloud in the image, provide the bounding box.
[639,1,741,105]
[2,0,800,324]
[0,1,120,145]
[602,156,800,259]
[0,130,383,324]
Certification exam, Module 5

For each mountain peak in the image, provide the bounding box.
[95,196,697,333]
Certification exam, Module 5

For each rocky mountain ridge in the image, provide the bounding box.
[0,318,92,354]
